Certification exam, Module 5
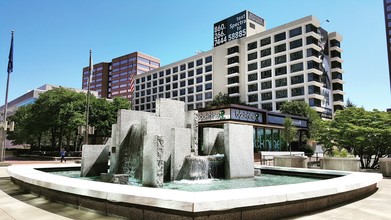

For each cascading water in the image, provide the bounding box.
[182,155,224,180]
[116,124,144,179]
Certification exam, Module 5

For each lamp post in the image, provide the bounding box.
[83,49,93,147]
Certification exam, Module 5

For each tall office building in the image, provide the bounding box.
[384,0,391,92]
[133,11,344,119]
[82,52,160,100]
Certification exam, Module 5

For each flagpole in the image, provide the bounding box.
[83,49,93,147]
[1,30,14,162]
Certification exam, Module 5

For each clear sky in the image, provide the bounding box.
[0,0,389,111]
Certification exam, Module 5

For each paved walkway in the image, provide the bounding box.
[0,161,390,220]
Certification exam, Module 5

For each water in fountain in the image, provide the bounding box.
[116,124,144,179]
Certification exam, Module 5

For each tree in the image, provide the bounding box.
[280,117,297,155]
[7,88,131,151]
[345,98,356,108]
[279,101,322,142]
[318,107,391,168]
[208,92,247,107]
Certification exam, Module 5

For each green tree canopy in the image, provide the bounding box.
[8,88,131,151]
[208,92,247,107]
[318,107,391,168]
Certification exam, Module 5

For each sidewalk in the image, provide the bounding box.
[0,161,390,220]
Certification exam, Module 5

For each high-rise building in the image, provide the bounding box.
[384,0,391,91]
[133,11,344,119]
[82,52,160,100]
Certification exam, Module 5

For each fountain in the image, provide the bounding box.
[6,98,383,219]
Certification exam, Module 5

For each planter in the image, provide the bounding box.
[320,157,360,172]
[379,158,391,177]
[274,156,308,168]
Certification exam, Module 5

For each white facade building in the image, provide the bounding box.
[133,11,344,119]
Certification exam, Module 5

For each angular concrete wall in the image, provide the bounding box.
[156,98,185,128]
[172,128,191,181]
[224,124,254,179]
[81,145,109,177]
[203,128,224,155]
[142,135,164,187]
[185,110,199,155]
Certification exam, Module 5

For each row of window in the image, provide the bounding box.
[248,87,305,102]
[136,74,213,91]
[247,24,318,51]
[136,64,212,83]
[247,74,305,92]
[135,83,213,97]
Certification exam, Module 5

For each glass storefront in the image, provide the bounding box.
[254,127,282,152]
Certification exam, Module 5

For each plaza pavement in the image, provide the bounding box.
[0,160,390,220]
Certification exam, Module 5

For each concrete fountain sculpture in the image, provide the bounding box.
[81,98,255,186]
[7,98,383,219]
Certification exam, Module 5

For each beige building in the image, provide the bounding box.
[133,11,344,119]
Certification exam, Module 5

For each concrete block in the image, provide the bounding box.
[142,135,164,187]
[320,157,360,171]
[274,156,308,168]
[185,110,199,155]
[142,115,175,181]
[202,127,224,155]
[106,203,143,220]
[156,98,185,128]
[172,128,191,181]
[109,124,118,173]
[224,123,254,179]
[81,145,109,177]
[379,158,391,177]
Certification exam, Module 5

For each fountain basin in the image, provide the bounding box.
[7,164,382,219]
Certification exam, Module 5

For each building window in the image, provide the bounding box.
[228,66,239,75]
[308,85,321,95]
[180,72,186,79]
[261,81,272,90]
[248,94,258,102]
[196,85,203,92]
[248,41,257,50]
[289,27,302,38]
[275,66,287,76]
[291,75,304,85]
[307,61,320,70]
[228,86,239,94]
[261,103,272,111]
[248,52,257,61]
[290,39,303,49]
[205,74,212,81]
[306,36,318,45]
[196,68,203,75]
[260,37,271,46]
[275,55,286,65]
[173,74,178,81]
[205,65,212,72]
[248,62,258,71]
[180,81,186,87]
[275,89,287,98]
[228,56,239,65]
[291,87,304,96]
[305,24,317,33]
[188,78,194,85]
[196,94,203,101]
[261,92,272,101]
[205,56,212,63]
[188,61,194,69]
[274,32,286,42]
[187,95,194,102]
[173,66,178,73]
[275,78,287,87]
[205,92,212,99]
[291,62,303,73]
[290,50,303,61]
[330,39,341,47]
[248,72,257,82]
[261,48,271,57]
[172,82,178,89]
[188,87,194,94]
[188,70,194,77]
[196,76,203,83]
[307,48,319,57]
[261,70,272,79]
[227,46,239,55]
[260,59,271,68]
[205,83,212,90]
[180,64,186,71]
[227,76,239,84]
[196,59,203,66]
[274,44,286,53]
[166,69,171,75]
[248,83,258,92]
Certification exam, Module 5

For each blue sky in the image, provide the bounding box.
[0,0,389,111]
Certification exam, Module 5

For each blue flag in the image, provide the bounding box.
[7,31,14,74]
